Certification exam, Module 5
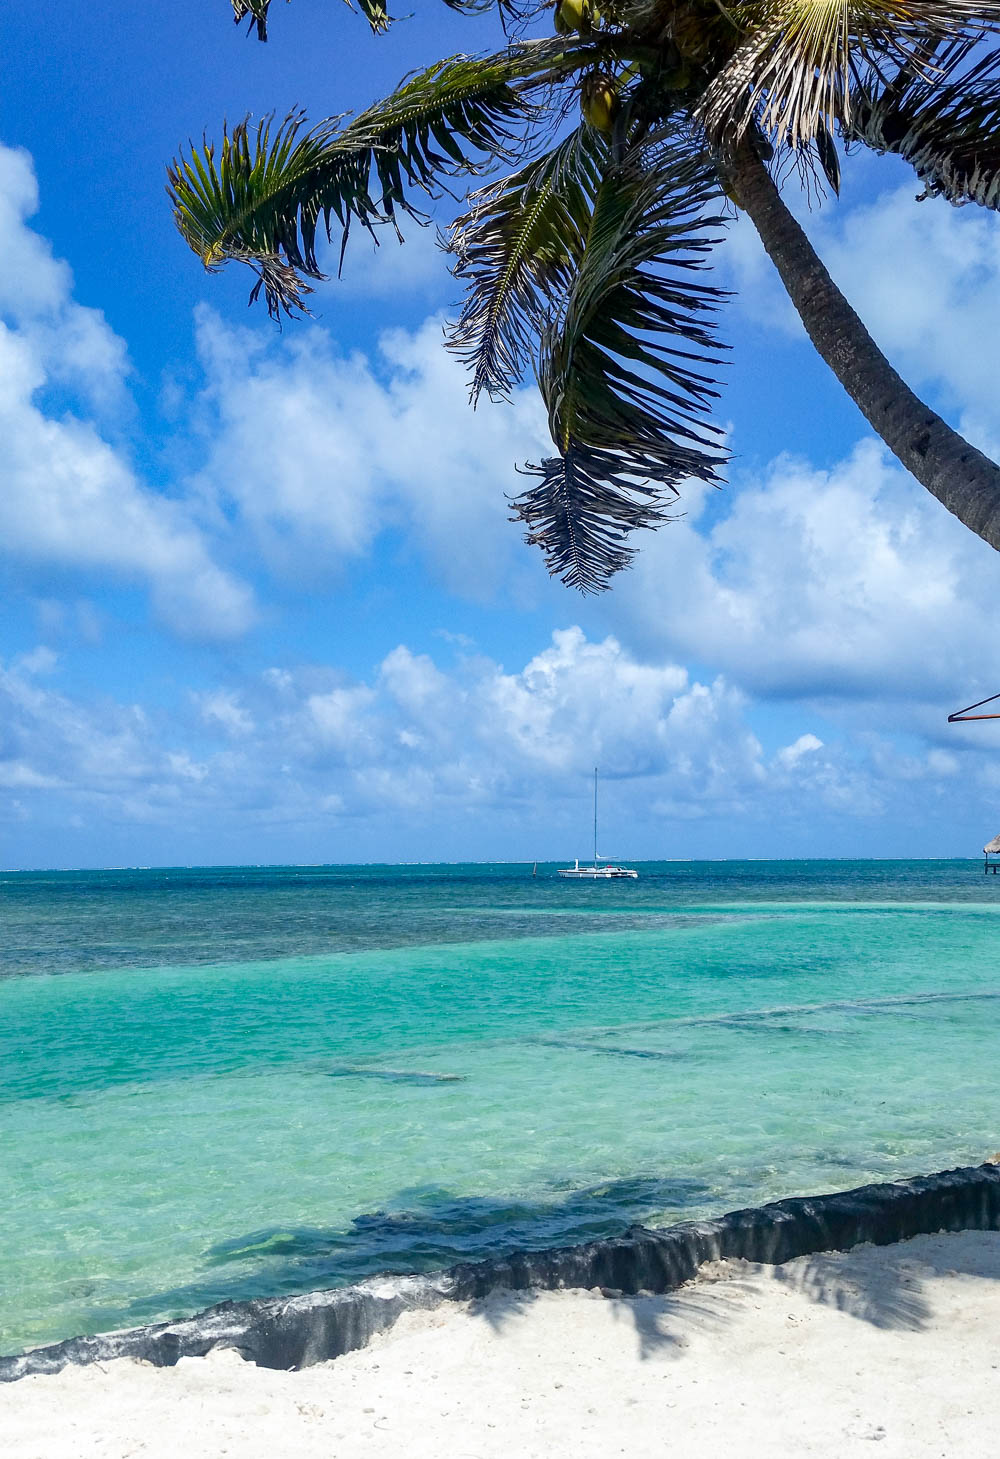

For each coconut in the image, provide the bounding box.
[554,0,599,33]
[554,0,585,32]
[581,72,618,133]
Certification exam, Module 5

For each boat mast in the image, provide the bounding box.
[593,766,598,865]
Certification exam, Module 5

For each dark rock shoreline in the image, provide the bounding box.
[4,1161,999,1382]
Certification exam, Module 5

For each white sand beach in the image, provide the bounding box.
[4,1229,1000,1459]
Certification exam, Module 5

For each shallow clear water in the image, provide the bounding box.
[2,860,1000,1354]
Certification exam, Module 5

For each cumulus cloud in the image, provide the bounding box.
[1,655,157,807]
[190,308,550,599]
[174,181,1000,707]
[579,179,1000,742]
[604,439,1000,714]
[0,146,129,410]
[0,145,254,638]
[2,629,973,863]
[196,689,255,738]
[776,733,824,769]
[6,136,1000,862]
[816,185,1000,432]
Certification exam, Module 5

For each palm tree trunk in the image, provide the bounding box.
[726,144,1000,552]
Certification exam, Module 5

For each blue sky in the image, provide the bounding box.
[3,0,1000,867]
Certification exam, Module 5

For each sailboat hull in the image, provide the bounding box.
[557,865,638,879]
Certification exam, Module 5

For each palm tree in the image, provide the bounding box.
[169,0,1000,591]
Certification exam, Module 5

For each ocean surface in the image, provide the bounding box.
[2,859,1000,1356]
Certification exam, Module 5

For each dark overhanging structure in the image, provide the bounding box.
[3,1161,1000,1383]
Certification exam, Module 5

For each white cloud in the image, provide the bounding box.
[0,146,128,410]
[605,439,1000,710]
[1,658,153,803]
[197,690,255,738]
[815,186,1000,430]
[0,145,254,639]
[14,646,58,676]
[3,629,948,859]
[776,733,823,768]
[0,761,61,790]
[190,308,550,599]
[6,138,1000,863]
[302,685,379,757]
[481,628,693,775]
[585,178,1000,743]
[175,179,1000,697]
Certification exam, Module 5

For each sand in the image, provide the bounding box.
[4,1229,1000,1458]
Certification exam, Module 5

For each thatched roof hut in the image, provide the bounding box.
[985,835,1000,855]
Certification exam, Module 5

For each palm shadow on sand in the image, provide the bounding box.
[459,1229,1000,1360]
[464,1281,751,1361]
[762,1231,1000,1331]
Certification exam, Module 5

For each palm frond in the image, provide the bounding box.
[510,129,729,592]
[231,0,390,39]
[231,0,270,38]
[447,126,604,403]
[697,1,1000,150]
[849,33,1000,207]
[440,0,520,14]
[815,120,841,191]
[168,42,595,318]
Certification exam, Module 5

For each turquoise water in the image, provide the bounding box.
[2,860,1000,1355]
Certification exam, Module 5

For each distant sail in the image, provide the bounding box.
[558,769,638,880]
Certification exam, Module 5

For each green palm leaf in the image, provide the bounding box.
[849,33,1000,207]
[447,126,605,403]
[697,1,1000,149]
[510,128,729,593]
[168,41,594,318]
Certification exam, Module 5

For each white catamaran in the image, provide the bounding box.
[558,769,638,880]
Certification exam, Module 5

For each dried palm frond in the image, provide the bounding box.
[697,1,1000,149]
[850,33,1000,207]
